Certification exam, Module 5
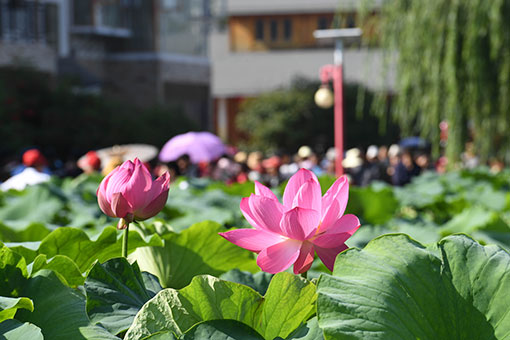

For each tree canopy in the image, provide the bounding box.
[236,79,399,154]
[374,0,510,163]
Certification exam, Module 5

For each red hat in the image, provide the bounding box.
[262,156,281,169]
[22,149,47,167]
[85,151,101,170]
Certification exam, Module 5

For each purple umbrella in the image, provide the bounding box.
[159,132,226,163]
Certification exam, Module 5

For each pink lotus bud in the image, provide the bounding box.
[97,158,170,229]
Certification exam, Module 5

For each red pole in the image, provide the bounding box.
[333,63,344,177]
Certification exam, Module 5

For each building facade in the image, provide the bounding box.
[210,0,392,144]
[0,0,212,129]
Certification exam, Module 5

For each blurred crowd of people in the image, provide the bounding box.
[152,144,444,188]
[0,140,504,192]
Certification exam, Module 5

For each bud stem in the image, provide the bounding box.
[122,223,130,258]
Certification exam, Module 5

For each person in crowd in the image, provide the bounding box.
[360,145,380,186]
[212,156,240,184]
[342,148,364,185]
[176,154,198,178]
[297,145,313,169]
[297,145,324,176]
[77,151,102,174]
[415,152,434,172]
[392,149,420,186]
[489,158,504,173]
[279,153,299,180]
[436,156,448,174]
[386,144,400,179]
[247,151,264,182]
[102,156,123,176]
[308,153,324,176]
[461,142,479,169]
[262,156,282,188]
[0,149,51,191]
[321,147,337,176]
[377,145,391,183]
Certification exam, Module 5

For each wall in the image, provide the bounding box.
[0,42,56,73]
[229,13,335,52]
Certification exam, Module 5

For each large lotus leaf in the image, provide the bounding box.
[462,183,508,211]
[316,234,510,340]
[6,226,163,271]
[219,269,273,295]
[163,189,245,231]
[0,221,51,243]
[16,269,120,340]
[182,320,265,340]
[440,206,510,236]
[125,272,316,340]
[85,257,162,335]
[471,230,510,252]
[30,254,84,286]
[346,184,398,225]
[0,184,64,223]
[205,180,256,197]
[390,219,440,245]
[0,319,43,340]
[394,172,445,208]
[0,242,28,297]
[0,296,33,322]
[284,317,323,340]
[140,331,178,339]
[131,221,258,289]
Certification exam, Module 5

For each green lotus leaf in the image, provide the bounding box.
[317,234,510,340]
[125,272,316,340]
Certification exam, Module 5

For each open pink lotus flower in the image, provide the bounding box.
[97,158,170,229]
[220,169,360,274]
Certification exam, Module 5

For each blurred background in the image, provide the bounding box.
[0,0,390,162]
[0,0,508,184]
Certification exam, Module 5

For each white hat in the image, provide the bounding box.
[366,145,379,159]
[342,148,363,168]
[388,144,401,158]
[298,145,313,158]
[326,147,337,161]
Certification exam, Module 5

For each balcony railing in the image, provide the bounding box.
[72,0,133,37]
[0,0,49,43]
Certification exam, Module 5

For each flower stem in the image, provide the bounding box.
[300,271,308,280]
[122,223,130,258]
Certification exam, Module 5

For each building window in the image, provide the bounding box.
[317,17,328,30]
[346,14,356,28]
[255,19,264,40]
[283,18,292,40]
[270,20,278,41]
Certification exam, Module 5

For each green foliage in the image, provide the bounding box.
[31,254,84,286]
[219,269,273,295]
[347,183,399,225]
[130,221,258,289]
[85,258,162,335]
[1,169,510,338]
[236,79,399,153]
[125,273,317,340]
[375,0,510,163]
[0,319,43,340]
[317,234,510,339]
[8,226,163,272]
[0,297,33,322]
[182,320,265,340]
[0,66,197,160]
[0,243,28,297]
[16,270,120,340]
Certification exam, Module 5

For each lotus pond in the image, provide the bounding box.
[1,167,510,339]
